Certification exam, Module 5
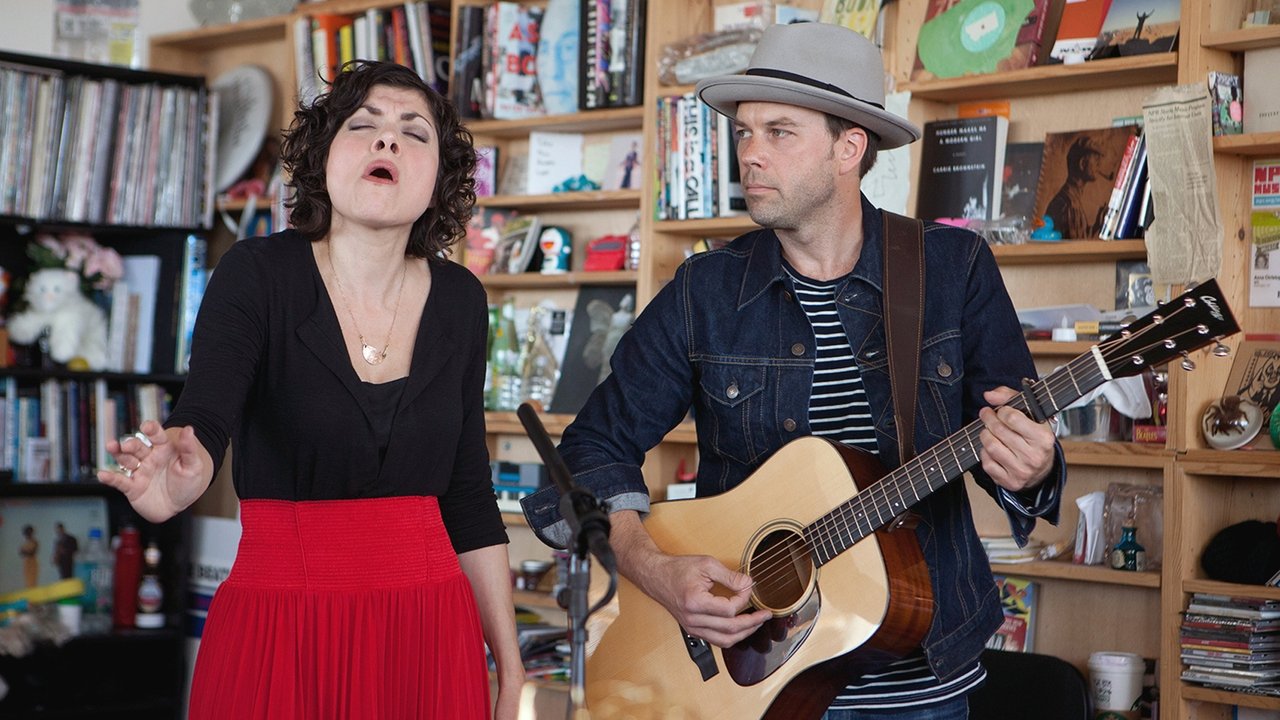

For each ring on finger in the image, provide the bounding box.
[133,431,153,448]
[122,466,134,478]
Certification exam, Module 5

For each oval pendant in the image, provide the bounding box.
[361,343,385,365]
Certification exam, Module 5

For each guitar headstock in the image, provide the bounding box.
[1097,279,1240,379]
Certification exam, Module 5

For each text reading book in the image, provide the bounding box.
[491,2,546,120]
[915,115,1009,223]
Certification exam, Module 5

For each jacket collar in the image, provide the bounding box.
[737,193,885,307]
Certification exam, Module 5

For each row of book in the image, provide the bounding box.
[1179,592,1280,694]
[0,62,214,228]
[911,0,1180,84]
[916,116,1151,240]
[653,93,744,222]
[0,377,171,484]
[293,2,450,108]
[451,0,646,121]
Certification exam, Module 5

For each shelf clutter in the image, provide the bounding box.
[121,0,1280,718]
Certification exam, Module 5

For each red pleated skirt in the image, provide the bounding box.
[188,496,491,720]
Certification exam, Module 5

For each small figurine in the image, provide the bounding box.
[1030,215,1063,241]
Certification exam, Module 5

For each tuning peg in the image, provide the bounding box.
[1184,296,1197,308]
[1196,324,1210,335]
[1212,340,1231,357]
[1152,314,1165,324]
[1180,351,1196,371]
[1163,339,1177,349]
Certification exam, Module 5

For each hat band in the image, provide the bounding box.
[744,68,885,111]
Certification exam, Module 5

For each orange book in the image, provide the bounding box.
[1047,0,1112,64]
[390,7,411,68]
[310,13,353,80]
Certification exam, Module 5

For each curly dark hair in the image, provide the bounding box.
[280,60,476,262]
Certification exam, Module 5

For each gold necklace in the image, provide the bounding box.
[327,246,406,366]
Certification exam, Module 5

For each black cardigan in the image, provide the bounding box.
[165,231,506,554]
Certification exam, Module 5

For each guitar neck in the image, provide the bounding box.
[798,278,1239,568]
[805,349,1111,566]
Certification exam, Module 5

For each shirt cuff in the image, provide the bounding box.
[532,491,652,549]
[998,480,1058,518]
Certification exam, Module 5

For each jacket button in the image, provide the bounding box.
[784,291,793,302]
[791,343,805,356]
[783,418,797,432]
[937,360,953,378]
[726,383,740,399]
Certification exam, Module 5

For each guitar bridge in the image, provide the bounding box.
[680,626,719,681]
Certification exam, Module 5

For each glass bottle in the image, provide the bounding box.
[492,299,522,411]
[483,304,499,408]
[1110,526,1147,571]
[517,305,560,410]
[135,541,165,629]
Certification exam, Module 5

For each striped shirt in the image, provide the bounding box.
[786,267,986,709]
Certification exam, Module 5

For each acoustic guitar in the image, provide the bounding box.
[584,280,1238,720]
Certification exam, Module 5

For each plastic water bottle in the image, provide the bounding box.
[75,528,114,634]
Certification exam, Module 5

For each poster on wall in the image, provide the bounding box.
[54,0,140,68]
[1250,159,1280,308]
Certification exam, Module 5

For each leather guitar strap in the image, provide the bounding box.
[881,210,924,466]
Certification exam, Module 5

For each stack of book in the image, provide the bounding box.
[981,535,1046,564]
[1179,593,1280,695]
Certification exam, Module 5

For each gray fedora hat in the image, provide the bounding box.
[696,22,921,149]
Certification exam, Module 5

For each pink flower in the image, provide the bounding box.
[85,246,124,289]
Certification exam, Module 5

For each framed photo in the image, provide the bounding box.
[0,495,109,595]
[1223,337,1280,416]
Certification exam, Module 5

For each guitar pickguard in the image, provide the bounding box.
[722,585,820,686]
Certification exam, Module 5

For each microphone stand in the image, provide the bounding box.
[517,403,617,720]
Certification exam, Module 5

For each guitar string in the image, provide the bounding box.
[744,342,1118,589]
[747,319,1215,597]
[740,310,1218,596]
[752,317,1208,594]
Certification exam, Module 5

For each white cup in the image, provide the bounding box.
[56,602,82,636]
[1089,651,1144,719]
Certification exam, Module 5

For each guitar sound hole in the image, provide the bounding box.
[748,528,813,612]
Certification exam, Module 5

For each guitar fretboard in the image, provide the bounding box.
[803,349,1112,566]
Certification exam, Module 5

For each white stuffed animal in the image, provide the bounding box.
[7,268,109,370]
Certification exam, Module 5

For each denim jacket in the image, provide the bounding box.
[522,195,1066,681]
